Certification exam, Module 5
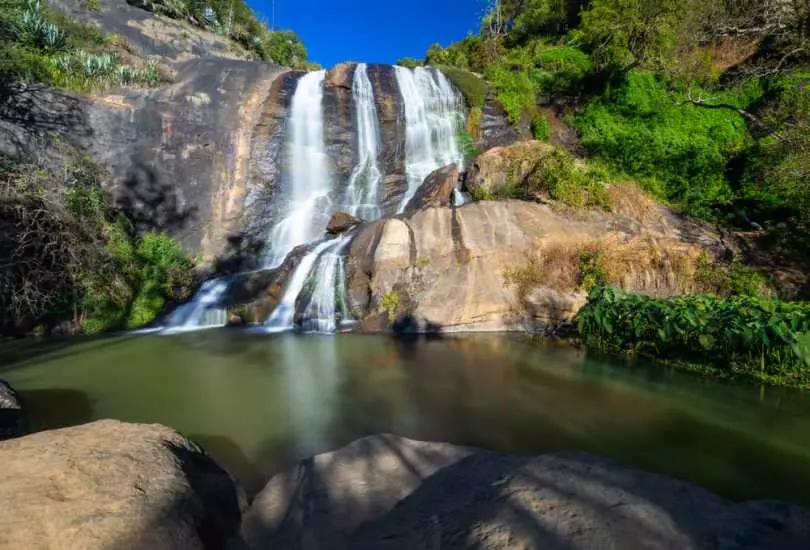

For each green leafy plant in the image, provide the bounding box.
[381,291,400,321]
[578,286,810,388]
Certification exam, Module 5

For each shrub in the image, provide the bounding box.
[578,286,810,388]
[525,149,611,209]
[575,71,749,215]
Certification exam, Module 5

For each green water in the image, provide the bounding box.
[3,330,810,503]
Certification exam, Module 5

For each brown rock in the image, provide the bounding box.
[345,200,730,332]
[0,420,243,549]
[327,211,364,235]
[325,62,357,90]
[403,164,459,212]
[0,380,25,441]
[466,140,554,199]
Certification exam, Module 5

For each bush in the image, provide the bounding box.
[578,286,810,388]
[525,149,611,209]
[575,71,750,215]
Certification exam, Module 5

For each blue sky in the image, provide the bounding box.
[247,0,484,68]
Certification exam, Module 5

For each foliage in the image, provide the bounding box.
[574,71,751,214]
[0,155,197,336]
[578,246,608,291]
[396,57,422,69]
[578,286,810,388]
[457,126,481,164]
[531,114,549,140]
[525,148,611,209]
[381,291,400,321]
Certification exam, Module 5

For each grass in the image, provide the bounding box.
[437,65,489,108]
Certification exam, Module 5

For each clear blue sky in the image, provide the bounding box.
[247,0,484,68]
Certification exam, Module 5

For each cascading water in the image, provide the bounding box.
[393,66,466,212]
[262,70,333,269]
[342,63,382,220]
[163,63,471,334]
[162,278,229,332]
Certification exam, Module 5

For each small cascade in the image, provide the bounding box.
[393,66,466,213]
[163,278,229,331]
[263,70,332,268]
[265,237,350,332]
[342,63,383,220]
[298,233,354,332]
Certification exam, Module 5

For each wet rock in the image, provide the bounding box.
[0,420,244,549]
[327,211,364,235]
[0,380,26,441]
[466,140,554,198]
[403,164,459,212]
[325,62,356,90]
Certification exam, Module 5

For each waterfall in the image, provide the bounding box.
[265,237,350,332]
[393,66,466,213]
[262,70,332,269]
[161,278,229,332]
[342,63,382,220]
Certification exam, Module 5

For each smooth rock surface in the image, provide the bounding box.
[239,435,810,550]
[0,420,243,550]
[0,380,26,440]
[345,199,730,332]
[403,164,459,212]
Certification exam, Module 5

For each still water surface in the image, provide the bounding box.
[3,331,810,503]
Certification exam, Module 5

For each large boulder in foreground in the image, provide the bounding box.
[403,164,460,212]
[0,420,243,549]
[239,434,810,550]
[240,434,474,549]
[0,380,26,440]
[327,211,364,235]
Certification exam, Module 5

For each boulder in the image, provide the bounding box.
[0,420,244,550]
[238,435,810,550]
[477,92,525,150]
[403,164,460,212]
[327,211,364,235]
[0,380,26,440]
[239,434,474,549]
[466,140,554,199]
[325,62,357,90]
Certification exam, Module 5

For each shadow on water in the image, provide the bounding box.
[18,388,94,432]
[0,333,136,372]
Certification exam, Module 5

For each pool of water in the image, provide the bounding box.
[2,330,810,503]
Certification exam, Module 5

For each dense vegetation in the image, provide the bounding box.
[0,154,197,336]
[422,0,809,258]
[579,286,810,388]
[422,0,810,386]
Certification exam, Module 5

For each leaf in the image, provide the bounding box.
[698,334,715,351]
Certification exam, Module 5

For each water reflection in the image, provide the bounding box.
[3,331,810,505]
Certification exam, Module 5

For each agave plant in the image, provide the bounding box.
[21,0,67,51]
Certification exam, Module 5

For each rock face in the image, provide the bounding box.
[327,211,364,235]
[477,92,525,150]
[0,420,243,549]
[403,164,460,212]
[466,140,554,198]
[239,434,810,550]
[0,380,26,441]
[0,58,288,261]
[345,198,731,332]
